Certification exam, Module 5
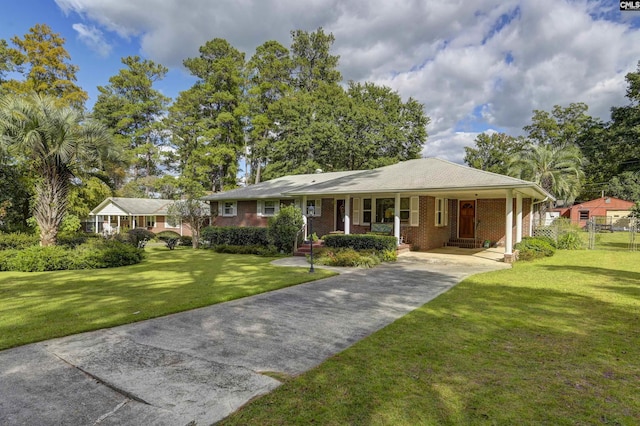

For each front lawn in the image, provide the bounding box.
[0,247,335,350]
[222,243,640,424]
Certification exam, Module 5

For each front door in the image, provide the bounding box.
[336,199,345,231]
[459,200,475,238]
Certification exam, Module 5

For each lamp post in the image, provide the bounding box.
[307,205,315,273]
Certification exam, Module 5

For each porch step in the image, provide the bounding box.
[294,241,325,256]
[444,238,484,249]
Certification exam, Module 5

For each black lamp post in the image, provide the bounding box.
[307,205,315,273]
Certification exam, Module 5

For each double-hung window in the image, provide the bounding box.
[362,199,372,224]
[435,198,448,226]
[222,201,237,217]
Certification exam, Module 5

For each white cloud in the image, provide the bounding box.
[55,0,640,163]
[71,23,112,57]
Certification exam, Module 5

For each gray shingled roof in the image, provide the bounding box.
[201,170,362,201]
[91,198,176,215]
[199,158,553,202]
[287,158,547,194]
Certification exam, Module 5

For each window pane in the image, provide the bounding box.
[400,211,410,221]
[363,198,371,210]
[376,198,394,222]
[400,198,410,209]
[363,211,371,223]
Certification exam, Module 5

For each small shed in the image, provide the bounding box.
[552,197,635,229]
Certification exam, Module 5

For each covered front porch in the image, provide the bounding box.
[300,189,538,263]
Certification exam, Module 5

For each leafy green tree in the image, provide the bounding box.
[290,28,341,92]
[524,103,595,149]
[2,24,87,107]
[605,171,640,201]
[166,199,209,248]
[0,39,17,86]
[0,93,115,246]
[67,176,113,220]
[168,38,246,193]
[246,40,294,183]
[464,132,526,175]
[267,204,304,254]
[508,143,585,203]
[93,56,170,191]
[607,62,640,174]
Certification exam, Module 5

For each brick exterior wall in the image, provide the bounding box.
[476,198,532,247]
[311,198,335,238]
[398,196,451,250]
[208,196,534,251]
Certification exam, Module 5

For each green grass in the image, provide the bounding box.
[222,240,640,425]
[0,247,335,350]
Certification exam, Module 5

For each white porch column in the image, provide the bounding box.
[516,193,523,243]
[95,215,98,234]
[344,196,351,235]
[505,189,513,256]
[394,193,401,245]
[529,203,534,236]
[117,215,121,233]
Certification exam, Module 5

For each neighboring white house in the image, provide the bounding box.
[87,197,195,236]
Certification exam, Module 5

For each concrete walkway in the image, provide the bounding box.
[0,250,509,425]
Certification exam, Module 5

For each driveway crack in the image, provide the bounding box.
[44,347,153,406]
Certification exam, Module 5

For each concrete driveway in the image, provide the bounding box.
[0,250,509,425]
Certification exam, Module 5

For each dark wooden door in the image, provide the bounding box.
[459,201,475,238]
[336,199,345,231]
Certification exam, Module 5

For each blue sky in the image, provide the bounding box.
[2,0,640,163]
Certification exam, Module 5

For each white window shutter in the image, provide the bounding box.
[217,202,223,216]
[444,198,449,226]
[410,196,419,226]
[275,202,281,215]
[294,198,301,210]
[352,198,360,225]
[315,199,322,217]
[257,200,263,216]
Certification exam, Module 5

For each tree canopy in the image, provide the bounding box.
[0,93,116,245]
[1,24,87,107]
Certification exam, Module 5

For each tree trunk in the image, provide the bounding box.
[34,169,68,247]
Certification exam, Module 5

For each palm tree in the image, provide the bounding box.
[509,143,585,204]
[0,93,115,246]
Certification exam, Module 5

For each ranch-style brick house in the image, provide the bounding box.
[202,158,554,262]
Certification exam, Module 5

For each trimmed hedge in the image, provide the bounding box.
[0,232,39,250]
[201,226,269,247]
[0,240,145,272]
[127,228,156,247]
[323,234,397,252]
[156,230,181,241]
[514,237,556,261]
